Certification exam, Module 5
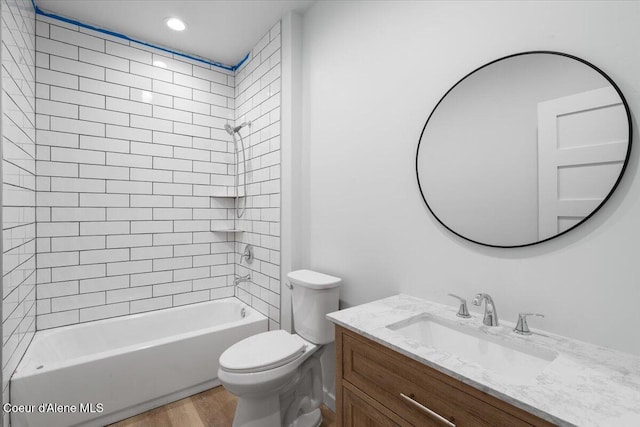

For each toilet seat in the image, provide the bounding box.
[219,330,307,374]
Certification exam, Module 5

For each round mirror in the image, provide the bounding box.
[416,51,632,248]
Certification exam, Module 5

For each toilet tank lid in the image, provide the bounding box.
[287,269,341,289]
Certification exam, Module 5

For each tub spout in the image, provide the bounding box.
[234,273,252,286]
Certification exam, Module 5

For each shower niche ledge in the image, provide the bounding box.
[210,219,245,233]
[209,189,245,198]
[209,194,245,199]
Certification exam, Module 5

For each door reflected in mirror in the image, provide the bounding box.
[416,52,631,247]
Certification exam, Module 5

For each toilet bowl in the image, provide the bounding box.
[218,270,341,427]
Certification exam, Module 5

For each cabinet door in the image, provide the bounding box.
[343,386,405,427]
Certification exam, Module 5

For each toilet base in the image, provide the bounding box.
[227,354,325,427]
[292,408,322,427]
[231,397,321,427]
[232,394,281,427]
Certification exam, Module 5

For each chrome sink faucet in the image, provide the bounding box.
[472,293,499,326]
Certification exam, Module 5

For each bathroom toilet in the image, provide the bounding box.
[218,269,341,427]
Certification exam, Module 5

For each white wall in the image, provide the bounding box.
[280,12,304,334]
[300,1,640,355]
[35,15,239,329]
[234,21,282,330]
[2,0,36,421]
[34,14,284,331]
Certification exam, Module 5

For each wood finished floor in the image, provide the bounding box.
[109,386,336,427]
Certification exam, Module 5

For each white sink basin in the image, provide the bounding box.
[386,314,558,383]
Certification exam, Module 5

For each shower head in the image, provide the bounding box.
[224,121,251,135]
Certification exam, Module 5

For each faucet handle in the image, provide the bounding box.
[514,313,544,335]
[447,293,471,318]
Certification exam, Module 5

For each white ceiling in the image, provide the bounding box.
[36,0,316,68]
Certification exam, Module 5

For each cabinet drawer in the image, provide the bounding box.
[342,384,409,427]
[340,328,554,427]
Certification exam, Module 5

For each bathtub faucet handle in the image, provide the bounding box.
[240,244,254,264]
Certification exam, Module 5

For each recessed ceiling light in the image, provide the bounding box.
[165,17,186,32]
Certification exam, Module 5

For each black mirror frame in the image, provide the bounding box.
[415,51,633,248]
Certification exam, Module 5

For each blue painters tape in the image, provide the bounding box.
[234,52,250,71]
[31,0,249,71]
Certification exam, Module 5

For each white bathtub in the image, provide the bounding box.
[10,297,267,427]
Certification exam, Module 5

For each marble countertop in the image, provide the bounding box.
[327,294,640,427]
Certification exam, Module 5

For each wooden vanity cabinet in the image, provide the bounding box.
[335,326,556,427]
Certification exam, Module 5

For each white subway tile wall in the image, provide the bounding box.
[35,15,244,329]
[1,15,283,411]
[234,23,282,330]
[2,0,37,420]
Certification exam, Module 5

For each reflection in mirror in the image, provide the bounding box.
[416,52,631,247]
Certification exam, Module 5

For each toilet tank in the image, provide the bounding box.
[288,269,341,345]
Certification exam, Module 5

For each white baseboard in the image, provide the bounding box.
[323,388,336,412]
